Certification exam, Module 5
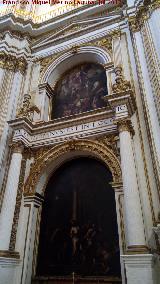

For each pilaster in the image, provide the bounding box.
[20,194,43,284]
[0,142,24,250]
[129,15,160,200]
[36,83,54,122]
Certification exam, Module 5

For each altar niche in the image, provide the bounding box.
[36,157,121,278]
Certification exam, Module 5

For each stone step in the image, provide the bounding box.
[32,276,122,284]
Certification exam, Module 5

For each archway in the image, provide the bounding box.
[36,157,121,279]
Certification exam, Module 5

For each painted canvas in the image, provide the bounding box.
[52,63,108,119]
[36,158,121,278]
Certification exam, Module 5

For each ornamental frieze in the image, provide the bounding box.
[11,117,116,148]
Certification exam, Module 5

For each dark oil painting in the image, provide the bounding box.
[52,63,108,119]
[36,158,121,278]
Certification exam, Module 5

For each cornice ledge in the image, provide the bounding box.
[0,3,124,38]
[32,15,123,51]
[8,117,33,133]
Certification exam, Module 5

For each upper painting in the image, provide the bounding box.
[52,63,108,119]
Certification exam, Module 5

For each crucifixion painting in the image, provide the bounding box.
[36,157,121,277]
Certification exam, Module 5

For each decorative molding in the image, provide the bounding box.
[128,0,160,33]
[0,52,27,74]
[24,139,122,196]
[126,245,149,254]
[96,134,120,158]
[131,25,160,200]
[118,193,126,253]
[10,116,117,148]
[104,66,136,117]
[117,119,134,135]
[0,250,20,259]
[24,192,44,207]
[136,113,156,224]
[38,30,121,80]
[151,0,160,10]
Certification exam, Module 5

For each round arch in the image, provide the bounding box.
[24,139,122,197]
[40,45,112,87]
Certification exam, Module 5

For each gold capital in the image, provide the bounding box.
[117,119,135,135]
[0,52,27,74]
[10,141,24,154]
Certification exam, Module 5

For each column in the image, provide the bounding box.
[118,119,156,284]
[118,119,147,251]
[0,142,24,250]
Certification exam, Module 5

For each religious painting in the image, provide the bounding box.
[52,63,108,119]
[36,158,121,279]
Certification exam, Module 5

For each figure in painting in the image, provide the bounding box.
[52,63,108,118]
[36,158,121,278]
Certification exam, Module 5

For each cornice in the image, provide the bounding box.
[0,4,122,35]
[32,16,123,52]
[0,0,159,40]
[0,3,123,39]
[9,108,114,135]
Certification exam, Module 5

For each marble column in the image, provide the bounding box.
[0,142,24,250]
[118,119,147,251]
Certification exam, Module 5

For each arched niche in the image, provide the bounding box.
[23,140,123,283]
[42,46,112,86]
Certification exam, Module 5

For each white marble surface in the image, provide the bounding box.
[0,152,22,250]
[119,128,146,247]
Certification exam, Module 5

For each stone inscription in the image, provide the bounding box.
[13,118,115,146]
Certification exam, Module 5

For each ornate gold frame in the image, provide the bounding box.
[24,139,122,196]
